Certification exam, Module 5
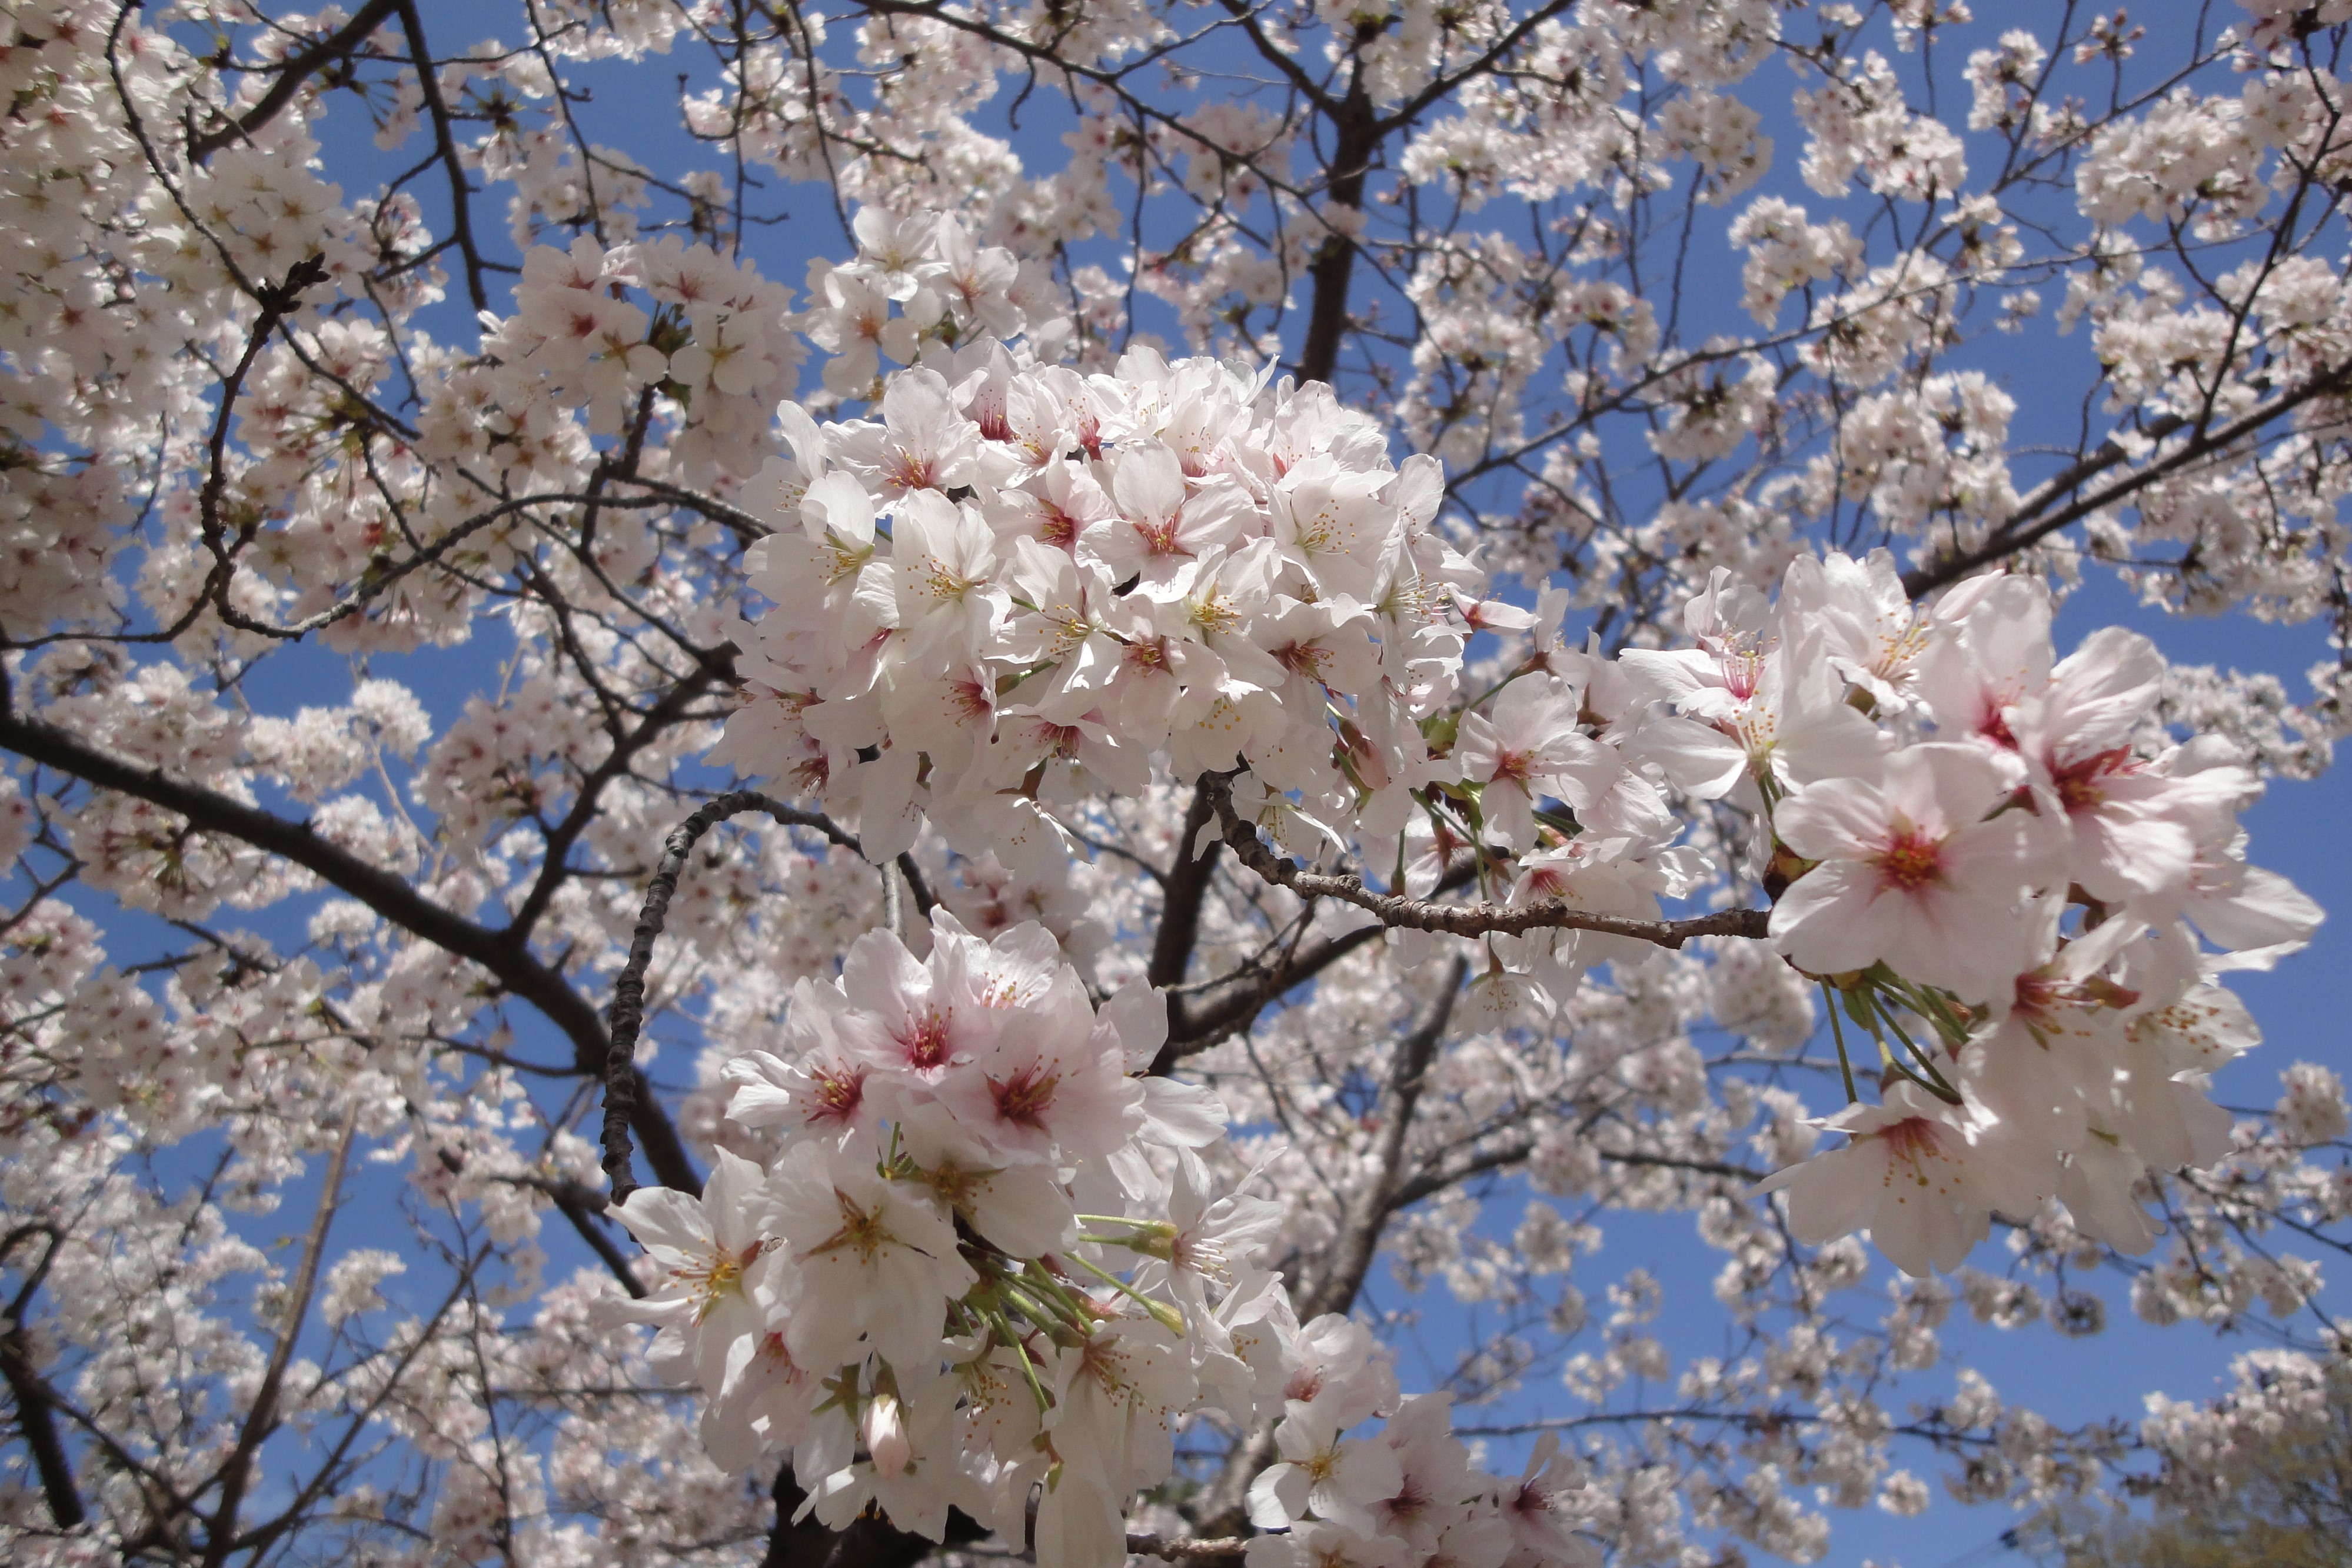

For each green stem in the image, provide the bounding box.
[1067,1254,1185,1335]
[1905,982,1977,1050]
[982,1306,1053,1412]
[1868,988,1962,1101]
[1823,980,1859,1103]
[1022,1261,1098,1326]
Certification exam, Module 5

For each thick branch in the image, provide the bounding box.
[392,0,491,313]
[189,0,402,161]
[763,1460,990,1568]
[1201,772,1770,946]
[0,1228,82,1531]
[1127,1534,1251,1561]
[762,1464,834,1568]
[1149,783,1223,1011]
[1295,81,1376,387]
[0,701,702,1194]
[601,792,864,1203]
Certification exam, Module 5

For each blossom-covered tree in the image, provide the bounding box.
[1,1,2348,1565]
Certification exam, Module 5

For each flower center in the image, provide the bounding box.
[1875,1117,1960,1192]
[814,1193,894,1262]
[884,448,937,492]
[1874,828,1945,891]
[811,1063,866,1123]
[1136,516,1185,556]
[1274,640,1332,681]
[2052,748,2129,813]
[989,1061,1062,1128]
[900,1008,954,1071]
[677,1238,763,1321]
[920,556,974,603]
[1721,637,1767,701]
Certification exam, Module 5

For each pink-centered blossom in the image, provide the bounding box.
[1752,1081,2048,1277]
[1769,743,2049,1002]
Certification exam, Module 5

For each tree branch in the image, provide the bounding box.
[202,1103,358,1568]
[1155,921,1385,1070]
[391,0,491,313]
[0,1227,82,1530]
[1128,1533,1252,1560]
[601,791,864,1203]
[1149,783,1223,1009]
[189,0,403,161]
[1201,771,1771,946]
[1294,78,1375,387]
[503,661,726,944]
[1157,857,1479,1067]
[0,699,703,1194]
[1299,956,1468,1321]
[1198,963,1464,1533]
[1902,359,2352,597]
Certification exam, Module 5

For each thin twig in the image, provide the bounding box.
[1200,772,1770,947]
[202,1103,360,1568]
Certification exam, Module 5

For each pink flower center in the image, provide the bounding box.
[900,1008,953,1071]
[948,678,994,723]
[1275,641,1332,681]
[1135,516,1185,557]
[988,1061,1062,1128]
[676,1238,764,1322]
[2012,973,2057,1023]
[2052,747,2130,814]
[883,447,937,492]
[810,1063,866,1125]
[1874,828,1945,891]
[1721,637,1767,701]
[1507,1480,1555,1520]
[1877,1116,1942,1174]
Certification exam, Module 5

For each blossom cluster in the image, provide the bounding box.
[8,2,2352,1565]
[714,210,1759,1015]
[480,233,806,483]
[709,211,1487,884]
[609,908,1594,1568]
[708,208,2322,1288]
[1701,559,2327,1274]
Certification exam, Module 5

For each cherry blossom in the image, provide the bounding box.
[5,6,2350,1568]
